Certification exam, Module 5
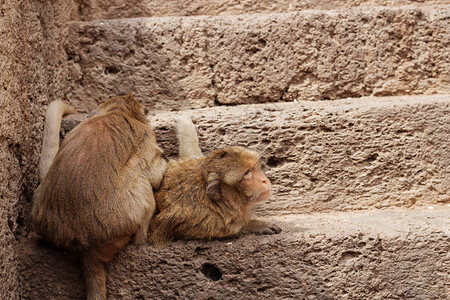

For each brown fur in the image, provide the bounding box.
[150,118,281,247]
[32,93,166,300]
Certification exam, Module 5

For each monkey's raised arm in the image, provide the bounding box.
[175,116,203,159]
[39,101,75,180]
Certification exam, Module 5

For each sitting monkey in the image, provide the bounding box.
[32,94,166,300]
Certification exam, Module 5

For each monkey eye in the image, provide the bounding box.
[243,170,253,180]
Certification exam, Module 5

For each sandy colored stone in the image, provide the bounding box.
[18,207,450,299]
[0,0,448,298]
[66,6,450,112]
[0,1,72,298]
[71,0,450,21]
[62,95,450,213]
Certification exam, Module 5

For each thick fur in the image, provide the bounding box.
[32,94,167,299]
[151,118,280,247]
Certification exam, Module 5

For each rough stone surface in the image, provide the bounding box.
[0,1,72,299]
[66,6,450,112]
[72,0,450,21]
[2,0,449,298]
[18,207,450,299]
[62,95,450,213]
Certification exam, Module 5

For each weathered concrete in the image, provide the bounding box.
[62,95,450,213]
[19,206,450,299]
[0,1,73,299]
[72,0,450,21]
[66,6,450,112]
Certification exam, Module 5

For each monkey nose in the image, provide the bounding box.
[262,180,271,191]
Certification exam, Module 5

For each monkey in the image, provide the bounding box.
[32,93,167,300]
[150,117,281,247]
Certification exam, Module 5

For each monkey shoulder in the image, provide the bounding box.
[82,112,153,138]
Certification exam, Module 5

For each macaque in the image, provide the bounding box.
[32,93,166,300]
[150,117,281,247]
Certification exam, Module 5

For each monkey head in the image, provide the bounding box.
[204,147,271,206]
[87,92,147,123]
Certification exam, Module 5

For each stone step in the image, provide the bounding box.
[19,206,450,299]
[73,0,449,21]
[66,5,450,113]
[61,94,450,213]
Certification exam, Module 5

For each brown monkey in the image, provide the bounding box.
[150,117,281,247]
[32,93,167,300]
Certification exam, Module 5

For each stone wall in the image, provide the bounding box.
[66,6,450,112]
[0,1,72,298]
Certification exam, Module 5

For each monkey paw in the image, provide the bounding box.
[261,224,282,235]
[241,219,282,236]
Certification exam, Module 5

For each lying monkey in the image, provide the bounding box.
[150,117,281,247]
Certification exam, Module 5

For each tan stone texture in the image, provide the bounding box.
[72,0,450,20]
[1,0,449,298]
[66,6,450,112]
[0,1,72,298]
[19,207,450,299]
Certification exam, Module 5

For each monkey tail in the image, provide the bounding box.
[81,236,130,300]
[175,116,203,159]
[39,101,76,180]
[81,250,107,300]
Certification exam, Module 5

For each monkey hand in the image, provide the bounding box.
[241,219,282,235]
[260,223,282,235]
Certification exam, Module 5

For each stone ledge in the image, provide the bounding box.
[66,5,450,112]
[72,0,449,21]
[19,206,450,299]
[62,95,450,213]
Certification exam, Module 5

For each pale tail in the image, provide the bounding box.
[39,101,76,180]
[175,116,203,159]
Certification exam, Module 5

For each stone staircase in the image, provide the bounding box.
[19,1,449,299]
[66,6,450,112]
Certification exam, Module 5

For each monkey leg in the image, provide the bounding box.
[134,189,156,245]
[134,211,153,245]
[81,236,130,300]
[241,219,282,235]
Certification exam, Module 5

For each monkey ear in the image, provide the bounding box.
[125,92,136,102]
[206,172,221,202]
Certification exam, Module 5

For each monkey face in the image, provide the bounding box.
[204,147,272,204]
[239,165,272,202]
